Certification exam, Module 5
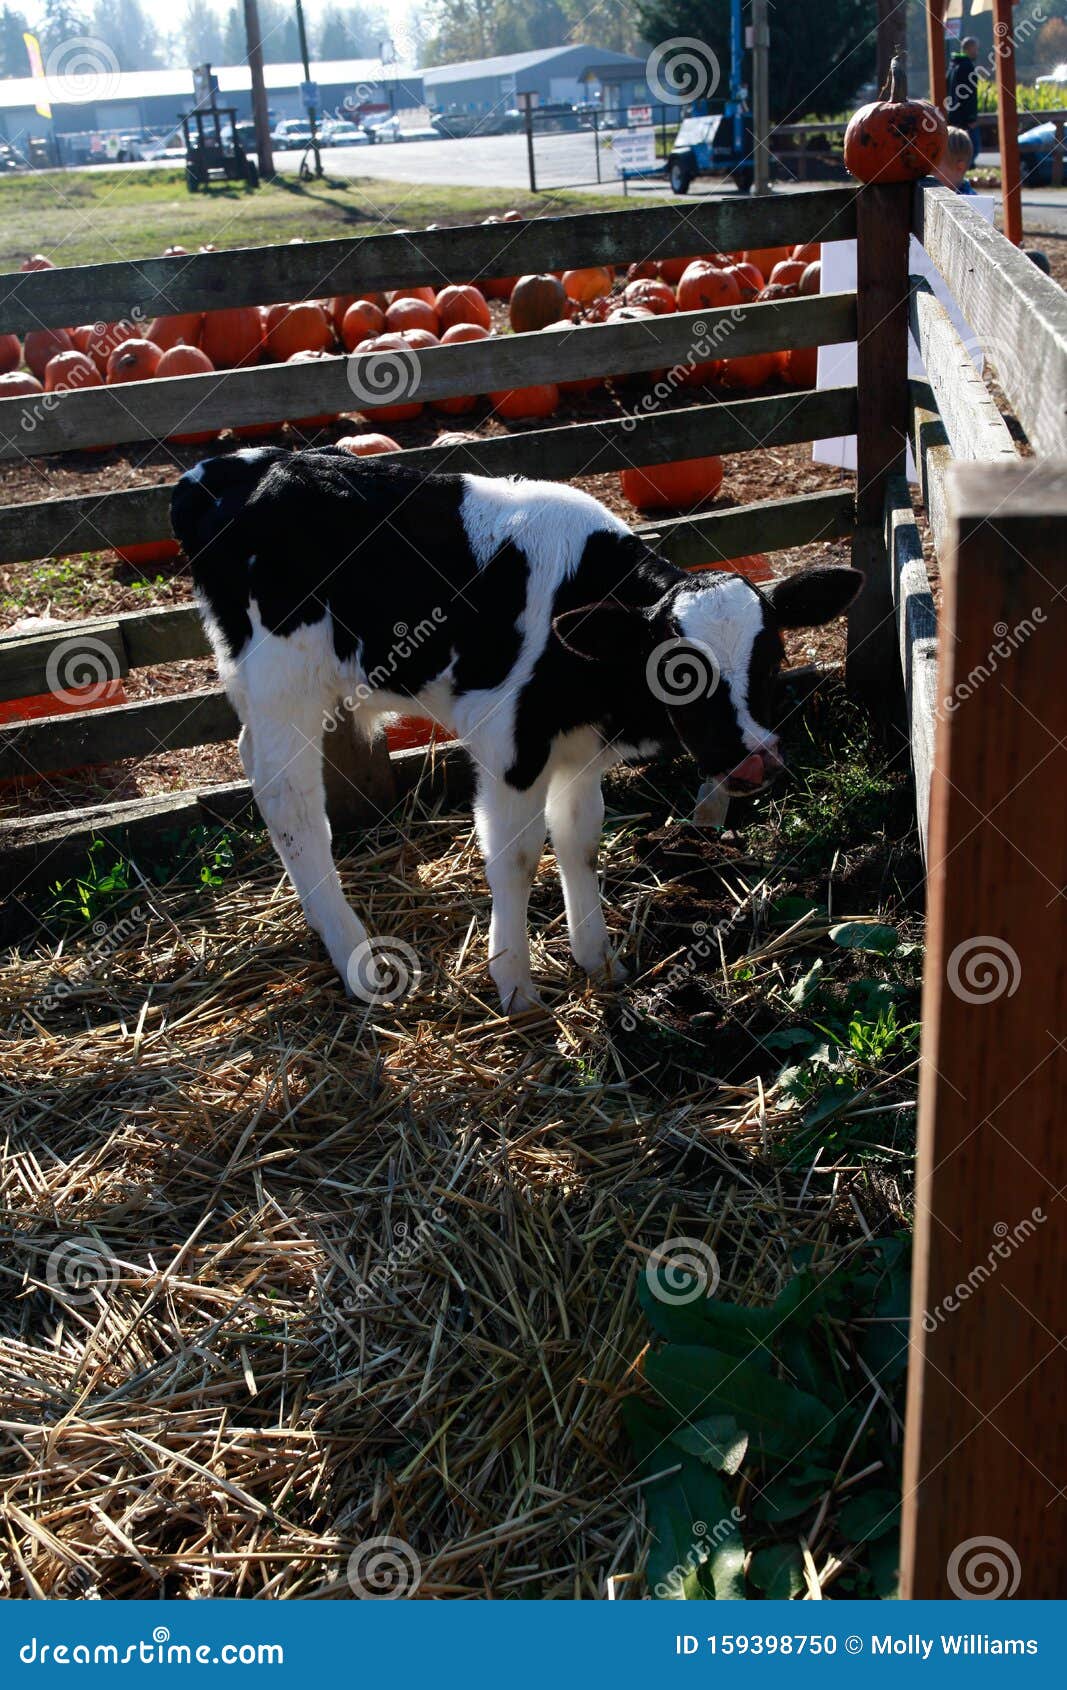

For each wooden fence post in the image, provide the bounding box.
[846,182,912,714]
[901,459,1067,1599]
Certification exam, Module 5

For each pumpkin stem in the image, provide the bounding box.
[881,48,908,104]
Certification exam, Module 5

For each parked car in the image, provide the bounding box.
[320,120,368,147]
[272,120,314,150]
[364,113,401,143]
[1017,120,1063,185]
[398,126,442,144]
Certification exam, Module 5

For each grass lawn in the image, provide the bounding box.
[0,166,629,269]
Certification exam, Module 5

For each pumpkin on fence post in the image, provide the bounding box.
[843,50,947,183]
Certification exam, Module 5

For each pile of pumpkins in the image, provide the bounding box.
[0,229,822,519]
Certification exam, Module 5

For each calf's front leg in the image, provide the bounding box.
[546,762,627,985]
[474,773,548,1014]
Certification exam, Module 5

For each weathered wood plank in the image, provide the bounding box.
[908,279,1018,466]
[902,457,1067,1597]
[884,474,937,858]
[0,686,238,781]
[914,184,1067,457]
[910,378,953,564]
[119,604,207,668]
[0,619,127,705]
[0,189,860,336]
[0,747,471,941]
[640,487,855,568]
[0,387,858,566]
[0,294,858,460]
[847,182,913,713]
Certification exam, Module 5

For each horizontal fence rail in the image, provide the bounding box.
[0,187,860,338]
[908,278,1018,467]
[0,388,858,566]
[0,293,857,461]
[914,185,1067,458]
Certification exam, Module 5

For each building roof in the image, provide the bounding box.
[422,44,643,89]
[0,60,421,112]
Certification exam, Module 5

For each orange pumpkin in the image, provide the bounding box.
[385,296,439,336]
[24,328,73,381]
[792,243,820,264]
[782,346,819,388]
[434,322,489,415]
[20,254,54,271]
[619,456,724,513]
[0,371,43,397]
[502,209,524,222]
[562,266,613,304]
[799,261,822,296]
[107,338,163,384]
[357,331,424,423]
[509,274,567,333]
[676,262,742,313]
[266,301,333,361]
[540,319,603,395]
[336,432,400,455]
[0,333,20,374]
[658,254,703,285]
[115,539,181,567]
[85,321,136,375]
[285,348,340,429]
[626,260,660,282]
[147,311,204,351]
[158,343,216,444]
[768,259,807,288]
[844,52,947,183]
[678,356,723,390]
[327,294,357,332]
[720,352,779,390]
[200,306,263,369]
[341,299,386,351]
[742,247,792,277]
[490,383,559,420]
[725,261,763,301]
[43,350,101,392]
[387,286,436,309]
[434,284,491,332]
[622,278,677,315]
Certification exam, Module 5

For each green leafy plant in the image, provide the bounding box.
[46,839,134,927]
[623,1241,908,1600]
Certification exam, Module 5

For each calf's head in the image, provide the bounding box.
[554,564,863,809]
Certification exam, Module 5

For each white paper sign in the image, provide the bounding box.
[612,126,656,175]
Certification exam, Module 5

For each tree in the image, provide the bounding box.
[634,0,876,121]
[90,0,163,69]
[37,0,90,55]
[222,0,300,63]
[558,0,645,55]
[1035,16,1067,74]
[0,4,30,77]
[178,0,226,67]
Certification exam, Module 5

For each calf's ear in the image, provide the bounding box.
[765,566,864,628]
[552,600,653,664]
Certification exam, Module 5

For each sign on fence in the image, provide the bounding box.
[627,104,652,126]
[301,81,320,115]
[611,125,656,176]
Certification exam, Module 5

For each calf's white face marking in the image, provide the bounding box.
[673,576,781,759]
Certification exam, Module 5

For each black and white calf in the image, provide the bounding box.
[172,447,860,1012]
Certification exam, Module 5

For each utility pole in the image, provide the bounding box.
[751,0,771,194]
[243,0,274,178]
[294,0,322,178]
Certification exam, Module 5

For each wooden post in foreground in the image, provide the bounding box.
[243,0,274,179]
[846,182,912,714]
[901,459,1067,1598]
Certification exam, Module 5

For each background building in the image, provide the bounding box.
[422,44,649,121]
[0,59,425,154]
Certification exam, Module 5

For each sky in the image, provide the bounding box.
[19,0,424,53]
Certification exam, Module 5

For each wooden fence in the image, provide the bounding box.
[1,180,1066,1593]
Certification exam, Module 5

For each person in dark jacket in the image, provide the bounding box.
[946,36,983,162]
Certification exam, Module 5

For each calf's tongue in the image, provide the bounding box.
[694,777,730,829]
